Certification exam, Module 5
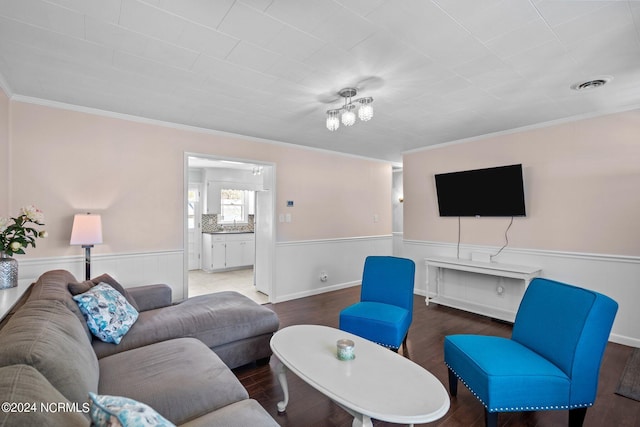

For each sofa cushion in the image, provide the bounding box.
[68,273,140,311]
[88,393,175,427]
[0,300,99,406]
[98,337,249,425]
[180,400,280,427]
[26,269,92,341]
[73,283,139,344]
[0,365,90,427]
[92,291,279,359]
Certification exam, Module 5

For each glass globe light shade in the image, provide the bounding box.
[341,105,356,126]
[326,110,340,131]
[358,98,373,121]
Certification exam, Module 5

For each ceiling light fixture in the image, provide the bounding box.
[326,88,374,131]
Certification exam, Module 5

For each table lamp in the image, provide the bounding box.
[70,213,103,280]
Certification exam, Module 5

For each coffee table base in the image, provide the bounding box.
[275,361,414,427]
[275,362,289,413]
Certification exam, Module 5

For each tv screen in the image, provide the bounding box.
[434,164,526,217]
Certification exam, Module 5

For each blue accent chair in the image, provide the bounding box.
[339,256,416,352]
[444,278,618,427]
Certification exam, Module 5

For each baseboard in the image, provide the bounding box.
[272,281,360,303]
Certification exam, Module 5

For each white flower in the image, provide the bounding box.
[1,207,46,256]
[21,205,44,223]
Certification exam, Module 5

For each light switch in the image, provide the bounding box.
[285,213,292,223]
[279,214,285,223]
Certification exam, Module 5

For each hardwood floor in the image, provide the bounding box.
[233,286,639,427]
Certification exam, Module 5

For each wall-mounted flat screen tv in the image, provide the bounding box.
[434,164,526,217]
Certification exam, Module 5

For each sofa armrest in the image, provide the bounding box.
[127,284,172,311]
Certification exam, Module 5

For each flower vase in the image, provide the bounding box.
[0,253,18,289]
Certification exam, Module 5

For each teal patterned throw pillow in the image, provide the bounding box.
[73,282,138,344]
[88,393,175,427]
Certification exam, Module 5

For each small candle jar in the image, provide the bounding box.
[336,339,355,361]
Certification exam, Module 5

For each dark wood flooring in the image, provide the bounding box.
[233,286,639,427]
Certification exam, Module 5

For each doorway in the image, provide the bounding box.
[183,154,275,304]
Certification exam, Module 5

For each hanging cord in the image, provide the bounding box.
[456,216,461,259]
[491,216,514,260]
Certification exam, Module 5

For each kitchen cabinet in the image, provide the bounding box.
[202,233,254,272]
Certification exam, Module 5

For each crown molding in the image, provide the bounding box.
[0,71,12,98]
[403,104,640,156]
[11,94,394,166]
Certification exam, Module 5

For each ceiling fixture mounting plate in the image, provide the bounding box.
[338,88,357,98]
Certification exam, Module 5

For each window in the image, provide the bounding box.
[220,189,251,223]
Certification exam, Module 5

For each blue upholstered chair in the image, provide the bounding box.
[444,278,618,427]
[339,256,416,352]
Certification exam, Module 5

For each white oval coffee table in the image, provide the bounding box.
[270,325,450,427]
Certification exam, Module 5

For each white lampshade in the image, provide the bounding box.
[70,213,103,246]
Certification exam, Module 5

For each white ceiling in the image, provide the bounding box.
[1,0,639,163]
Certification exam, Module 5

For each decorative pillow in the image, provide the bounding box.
[68,273,140,311]
[73,283,139,344]
[88,392,175,427]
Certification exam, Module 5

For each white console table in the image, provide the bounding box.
[0,279,33,323]
[425,256,541,322]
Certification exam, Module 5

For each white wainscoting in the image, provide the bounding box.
[273,235,393,303]
[402,240,640,348]
[16,236,393,307]
[17,250,185,301]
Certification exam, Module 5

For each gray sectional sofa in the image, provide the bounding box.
[0,269,281,426]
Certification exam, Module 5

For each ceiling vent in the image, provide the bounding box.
[571,76,612,91]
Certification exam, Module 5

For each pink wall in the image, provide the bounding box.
[404,110,640,256]
[8,101,392,258]
[0,88,8,215]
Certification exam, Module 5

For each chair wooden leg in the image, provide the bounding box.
[569,408,587,427]
[484,410,498,427]
[447,367,458,397]
[402,334,409,356]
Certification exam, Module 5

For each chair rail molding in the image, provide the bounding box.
[403,239,640,348]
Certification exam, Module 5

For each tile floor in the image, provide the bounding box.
[188,267,268,304]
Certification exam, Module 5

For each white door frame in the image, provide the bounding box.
[183,153,276,302]
[187,182,203,270]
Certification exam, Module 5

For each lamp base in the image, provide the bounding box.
[82,245,94,281]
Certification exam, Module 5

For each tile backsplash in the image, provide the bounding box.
[202,214,254,233]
